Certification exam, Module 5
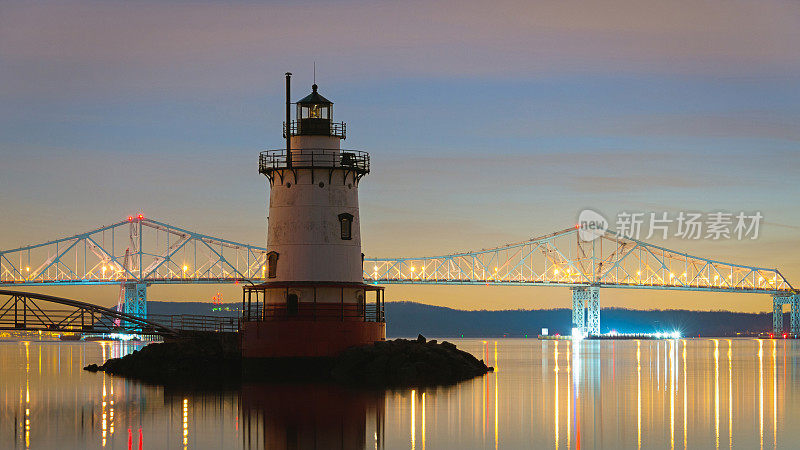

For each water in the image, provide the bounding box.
[1,338,799,449]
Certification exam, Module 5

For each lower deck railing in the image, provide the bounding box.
[242,302,384,323]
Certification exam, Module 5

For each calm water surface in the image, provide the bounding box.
[1,338,799,449]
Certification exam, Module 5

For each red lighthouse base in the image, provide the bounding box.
[240,282,386,358]
[240,320,385,358]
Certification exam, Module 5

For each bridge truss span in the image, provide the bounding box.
[0,216,269,319]
[0,216,269,287]
[365,226,792,294]
[364,225,796,335]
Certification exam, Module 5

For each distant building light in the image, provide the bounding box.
[571,328,584,340]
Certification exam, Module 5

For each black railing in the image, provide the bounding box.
[283,120,346,139]
[259,148,370,174]
[148,314,239,333]
[242,302,384,323]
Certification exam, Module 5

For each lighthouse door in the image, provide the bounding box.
[286,293,299,316]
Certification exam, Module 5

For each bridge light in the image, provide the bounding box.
[128,216,133,222]
[138,214,144,220]
[25,266,30,272]
[410,266,415,271]
[183,265,188,272]
[554,269,559,275]
[494,267,498,271]
[636,270,641,276]
[669,273,674,278]
[714,275,719,280]
[373,266,378,271]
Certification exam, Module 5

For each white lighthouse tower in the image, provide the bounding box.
[241,73,385,358]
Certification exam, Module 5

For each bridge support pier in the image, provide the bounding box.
[571,290,585,334]
[123,283,147,319]
[773,300,784,335]
[772,294,800,336]
[572,286,600,336]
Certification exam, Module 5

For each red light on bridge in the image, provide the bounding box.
[128,216,134,222]
[783,333,788,339]
[138,214,144,220]
[769,333,774,339]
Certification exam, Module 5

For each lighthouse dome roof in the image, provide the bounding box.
[297,84,332,105]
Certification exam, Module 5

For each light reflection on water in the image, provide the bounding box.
[0,338,798,449]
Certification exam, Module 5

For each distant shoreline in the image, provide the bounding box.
[137,300,781,338]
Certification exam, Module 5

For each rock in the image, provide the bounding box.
[83,363,99,372]
[331,338,492,387]
[86,332,241,386]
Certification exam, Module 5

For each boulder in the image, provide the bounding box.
[331,336,493,387]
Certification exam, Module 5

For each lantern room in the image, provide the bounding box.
[285,83,346,138]
[297,84,331,119]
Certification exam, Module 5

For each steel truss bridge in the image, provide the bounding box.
[0,216,269,319]
[1,218,797,336]
[364,225,798,336]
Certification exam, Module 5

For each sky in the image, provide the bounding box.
[0,0,798,313]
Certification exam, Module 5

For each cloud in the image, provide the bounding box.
[1,0,799,99]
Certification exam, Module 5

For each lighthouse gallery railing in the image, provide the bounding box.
[259,148,370,174]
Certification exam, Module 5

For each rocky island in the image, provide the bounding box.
[85,334,492,388]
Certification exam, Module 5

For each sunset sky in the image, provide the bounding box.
[1,0,798,313]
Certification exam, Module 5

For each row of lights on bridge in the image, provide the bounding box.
[368,264,777,286]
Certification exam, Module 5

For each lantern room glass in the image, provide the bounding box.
[299,104,331,120]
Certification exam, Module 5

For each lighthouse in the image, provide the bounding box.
[240,73,386,358]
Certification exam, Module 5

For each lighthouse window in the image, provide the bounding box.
[267,251,279,278]
[338,213,353,240]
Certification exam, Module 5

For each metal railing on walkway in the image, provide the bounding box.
[148,314,239,333]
